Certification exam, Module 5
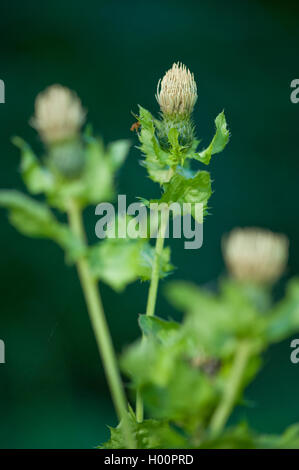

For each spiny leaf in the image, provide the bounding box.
[99,410,188,449]
[193,111,229,165]
[137,106,174,184]
[159,170,212,222]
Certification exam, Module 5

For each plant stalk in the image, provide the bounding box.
[136,210,169,423]
[67,198,136,449]
[209,340,252,437]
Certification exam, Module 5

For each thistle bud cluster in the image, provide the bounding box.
[222,227,289,285]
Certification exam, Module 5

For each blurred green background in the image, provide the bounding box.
[0,0,299,448]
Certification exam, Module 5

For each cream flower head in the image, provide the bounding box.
[222,227,289,284]
[156,62,197,117]
[31,84,86,144]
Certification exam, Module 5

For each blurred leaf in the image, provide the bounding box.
[89,238,145,292]
[88,238,172,292]
[166,280,266,357]
[0,190,83,260]
[199,423,299,449]
[121,327,219,432]
[192,111,229,165]
[107,139,131,170]
[16,134,130,211]
[199,423,257,449]
[273,424,299,449]
[141,360,219,431]
[13,137,53,194]
[266,278,299,343]
[121,334,179,388]
[47,138,115,209]
[138,315,179,343]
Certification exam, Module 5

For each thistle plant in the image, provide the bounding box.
[0,84,141,448]
[132,62,229,422]
[1,67,299,450]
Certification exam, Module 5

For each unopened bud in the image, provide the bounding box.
[156,62,197,118]
[31,85,86,144]
[222,227,289,284]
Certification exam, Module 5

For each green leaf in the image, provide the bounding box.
[165,281,209,311]
[107,139,131,170]
[139,243,173,281]
[88,238,173,292]
[89,238,145,292]
[137,106,174,184]
[199,423,258,449]
[121,327,219,431]
[99,409,188,449]
[159,170,212,222]
[166,280,266,357]
[141,359,219,430]
[193,111,229,165]
[0,190,83,260]
[266,278,299,343]
[274,424,299,449]
[31,136,130,211]
[65,138,114,207]
[198,423,299,449]
[13,137,53,194]
[138,315,179,343]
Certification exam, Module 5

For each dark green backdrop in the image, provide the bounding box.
[0,0,299,448]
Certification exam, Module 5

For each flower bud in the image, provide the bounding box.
[156,62,197,118]
[48,140,85,179]
[222,227,289,284]
[156,63,197,151]
[30,84,86,145]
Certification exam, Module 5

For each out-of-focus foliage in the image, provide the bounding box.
[0,189,84,261]
[89,239,172,292]
[100,277,299,448]
[13,135,130,211]
[0,134,173,292]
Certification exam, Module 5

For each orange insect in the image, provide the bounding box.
[130,121,141,132]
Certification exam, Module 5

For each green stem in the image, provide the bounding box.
[67,199,136,449]
[136,211,168,423]
[209,340,252,437]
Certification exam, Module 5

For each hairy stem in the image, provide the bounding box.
[136,211,169,423]
[209,340,252,437]
[67,199,135,449]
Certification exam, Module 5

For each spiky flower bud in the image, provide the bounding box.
[31,85,86,145]
[222,227,289,284]
[155,63,197,152]
[156,62,197,118]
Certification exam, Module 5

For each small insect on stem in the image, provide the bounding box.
[130,121,141,132]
